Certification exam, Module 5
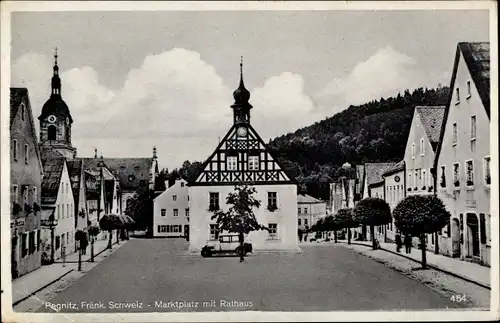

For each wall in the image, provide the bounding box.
[383,169,405,242]
[153,179,189,237]
[298,201,326,231]
[53,163,76,259]
[10,96,43,277]
[189,184,299,252]
[436,50,491,265]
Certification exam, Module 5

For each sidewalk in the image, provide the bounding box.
[340,239,490,289]
[12,237,124,306]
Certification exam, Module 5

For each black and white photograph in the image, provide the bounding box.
[1,1,498,322]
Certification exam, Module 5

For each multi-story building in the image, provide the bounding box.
[403,105,446,250]
[297,194,326,231]
[10,87,44,278]
[382,160,406,242]
[153,178,190,237]
[40,148,76,260]
[435,42,491,266]
[188,62,299,252]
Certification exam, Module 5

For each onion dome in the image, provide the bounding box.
[233,56,251,104]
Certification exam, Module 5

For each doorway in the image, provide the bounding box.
[466,213,480,258]
[451,218,461,257]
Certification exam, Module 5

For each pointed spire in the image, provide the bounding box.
[233,56,250,104]
[51,47,61,96]
[153,146,157,159]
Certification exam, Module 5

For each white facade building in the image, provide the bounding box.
[188,62,299,253]
[154,179,190,237]
[382,161,406,242]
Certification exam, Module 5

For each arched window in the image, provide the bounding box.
[48,125,57,140]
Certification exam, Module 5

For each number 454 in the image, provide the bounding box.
[450,294,467,302]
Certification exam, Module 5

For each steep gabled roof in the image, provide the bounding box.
[67,159,84,207]
[101,158,154,191]
[365,163,397,187]
[298,193,323,204]
[41,150,66,204]
[84,170,100,200]
[434,42,490,172]
[415,106,446,151]
[460,42,490,117]
[382,160,405,177]
[10,88,26,128]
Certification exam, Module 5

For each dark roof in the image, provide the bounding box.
[67,159,83,206]
[368,180,384,189]
[434,42,490,172]
[84,171,100,200]
[383,160,405,177]
[38,95,73,123]
[298,194,324,204]
[459,42,490,117]
[355,164,365,195]
[365,163,397,187]
[100,158,154,191]
[10,88,27,128]
[41,152,66,204]
[415,106,446,151]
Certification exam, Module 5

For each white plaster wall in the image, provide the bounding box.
[153,179,189,237]
[189,184,299,252]
[53,163,76,258]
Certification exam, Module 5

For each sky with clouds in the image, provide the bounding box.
[10,10,489,170]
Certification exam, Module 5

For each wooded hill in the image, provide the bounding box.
[268,86,450,200]
[160,86,450,201]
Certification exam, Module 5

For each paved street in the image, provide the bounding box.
[36,238,463,312]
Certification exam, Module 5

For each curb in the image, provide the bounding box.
[12,269,74,306]
[53,241,123,264]
[345,242,491,290]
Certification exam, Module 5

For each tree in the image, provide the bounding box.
[353,198,391,249]
[99,214,124,250]
[393,195,450,269]
[325,215,341,243]
[125,190,154,233]
[88,225,100,262]
[211,185,266,262]
[334,208,357,245]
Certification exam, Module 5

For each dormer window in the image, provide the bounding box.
[420,138,425,156]
[411,143,415,159]
[466,80,471,98]
[452,123,457,146]
[455,87,460,104]
[13,139,18,161]
[471,116,476,140]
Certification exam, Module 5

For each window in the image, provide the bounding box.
[13,139,18,161]
[21,103,25,121]
[298,208,301,214]
[453,163,460,188]
[209,224,219,240]
[479,214,486,244]
[173,209,178,217]
[29,231,36,254]
[61,233,65,246]
[37,230,41,251]
[484,157,491,185]
[158,225,167,233]
[181,182,185,187]
[465,160,474,187]
[248,155,259,170]
[173,195,177,201]
[24,144,29,164]
[185,208,189,217]
[227,156,238,171]
[22,233,28,257]
[408,173,412,190]
[440,166,447,188]
[455,87,460,103]
[55,236,60,250]
[471,116,476,140]
[62,203,65,219]
[22,185,29,204]
[209,192,219,210]
[420,138,425,156]
[422,169,427,188]
[304,208,308,214]
[411,143,415,159]
[298,219,301,226]
[415,170,418,189]
[48,125,57,141]
[452,123,457,145]
[268,223,278,240]
[161,209,166,217]
[33,187,37,203]
[304,219,308,226]
[268,192,277,210]
[447,220,451,238]
[57,205,60,220]
[467,80,471,97]
[12,185,18,204]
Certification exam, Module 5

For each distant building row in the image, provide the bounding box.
[330,42,491,266]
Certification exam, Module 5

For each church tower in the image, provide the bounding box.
[38,48,76,159]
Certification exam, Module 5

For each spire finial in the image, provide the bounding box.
[54,47,58,65]
[94,148,98,158]
[239,56,244,85]
[153,146,157,159]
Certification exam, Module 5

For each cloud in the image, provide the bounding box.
[12,48,320,169]
[319,46,426,108]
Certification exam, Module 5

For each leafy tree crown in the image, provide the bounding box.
[393,195,450,235]
[353,198,392,226]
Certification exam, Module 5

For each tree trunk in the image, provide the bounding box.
[370,224,376,249]
[434,232,439,254]
[78,247,82,272]
[348,228,351,245]
[420,234,427,269]
[334,231,337,243]
[90,237,95,262]
[108,230,112,250]
[116,229,120,244]
[384,225,387,243]
[239,231,244,262]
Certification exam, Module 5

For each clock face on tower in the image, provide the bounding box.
[237,126,247,137]
[48,115,57,123]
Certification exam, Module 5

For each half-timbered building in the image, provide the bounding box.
[188,61,299,252]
